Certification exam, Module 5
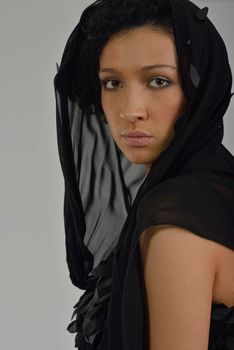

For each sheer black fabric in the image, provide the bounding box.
[54,0,234,349]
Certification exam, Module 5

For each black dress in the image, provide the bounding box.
[54,0,234,349]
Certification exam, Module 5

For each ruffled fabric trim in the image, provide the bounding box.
[67,252,115,349]
[209,303,234,350]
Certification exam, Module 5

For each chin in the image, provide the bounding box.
[116,139,163,164]
[123,151,157,166]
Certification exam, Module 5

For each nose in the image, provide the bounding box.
[120,111,148,123]
[119,85,149,122]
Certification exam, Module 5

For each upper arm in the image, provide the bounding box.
[139,224,218,350]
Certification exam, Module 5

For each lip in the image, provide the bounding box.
[122,130,152,137]
[121,129,153,146]
[122,136,153,146]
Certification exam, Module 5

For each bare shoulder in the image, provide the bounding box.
[139,224,234,308]
[138,224,218,350]
[139,224,220,266]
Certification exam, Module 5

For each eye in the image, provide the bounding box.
[100,77,171,90]
[100,79,121,90]
[149,77,171,88]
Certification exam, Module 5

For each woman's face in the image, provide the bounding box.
[98,26,187,173]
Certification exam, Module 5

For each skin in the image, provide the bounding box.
[98,25,187,173]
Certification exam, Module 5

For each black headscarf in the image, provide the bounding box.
[54,0,234,349]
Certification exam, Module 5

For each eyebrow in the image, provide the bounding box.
[99,64,177,73]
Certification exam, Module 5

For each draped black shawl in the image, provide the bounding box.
[53,0,234,349]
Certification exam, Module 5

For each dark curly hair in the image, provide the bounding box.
[71,0,174,115]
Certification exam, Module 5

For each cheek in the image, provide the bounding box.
[101,93,118,118]
[101,93,122,132]
[154,91,186,125]
[101,90,117,108]
[101,94,120,136]
[174,94,187,118]
[171,88,187,115]
[101,88,186,127]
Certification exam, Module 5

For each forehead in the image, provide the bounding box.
[99,27,178,69]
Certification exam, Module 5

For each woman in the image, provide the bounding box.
[54,0,234,349]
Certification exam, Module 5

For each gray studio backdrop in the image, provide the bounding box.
[0,0,233,349]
